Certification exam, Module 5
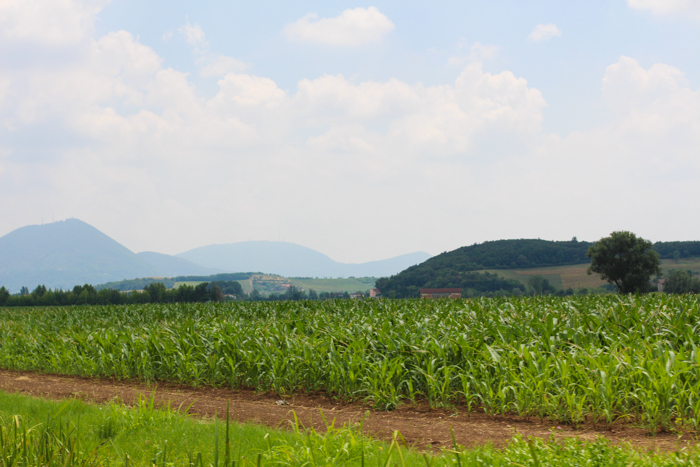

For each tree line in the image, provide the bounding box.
[0,281,230,307]
[0,281,371,307]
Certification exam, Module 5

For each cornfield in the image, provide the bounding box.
[2,295,700,433]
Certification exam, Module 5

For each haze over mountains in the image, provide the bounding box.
[0,219,431,292]
[177,243,431,279]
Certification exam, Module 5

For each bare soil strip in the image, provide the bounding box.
[0,369,695,452]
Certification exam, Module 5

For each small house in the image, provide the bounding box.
[419,288,462,299]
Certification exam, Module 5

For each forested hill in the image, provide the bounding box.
[652,241,700,259]
[375,239,591,298]
[375,238,700,298]
[427,238,593,270]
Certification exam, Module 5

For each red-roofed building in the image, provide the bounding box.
[419,288,462,299]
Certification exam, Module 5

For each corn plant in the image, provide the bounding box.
[2,294,700,433]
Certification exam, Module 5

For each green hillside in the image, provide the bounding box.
[288,276,376,293]
[428,238,592,270]
[480,256,700,292]
[376,238,700,298]
[376,239,589,298]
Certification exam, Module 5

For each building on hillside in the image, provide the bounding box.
[369,288,381,298]
[656,278,665,293]
[349,292,364,299]
[419,288,462,299]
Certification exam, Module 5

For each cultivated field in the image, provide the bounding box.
[287,276,376,293]
[172,281,204,288]
[662,257,700,275]
[484,257,700,291]
[482,264,606,290]
[231,275,376,295]
[1,295,700,436]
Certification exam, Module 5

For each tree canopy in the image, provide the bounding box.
[587,231,661,294]
[664,269,700,294]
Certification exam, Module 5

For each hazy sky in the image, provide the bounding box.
[1,0,699,263]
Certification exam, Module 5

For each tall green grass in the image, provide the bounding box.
[2,295,700,433]
[2,391,700,467]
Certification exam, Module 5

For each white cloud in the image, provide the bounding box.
[448,41,500,66]
[1,11,699,263]
[0,15,548,258]
[178,20,207,50]
[199,54,247,77]
[468,42,500,61]
[0,0,110,46]
[178,19,247,76]
[601,56,699,166]
[528,24,562,42]
[627,0,700,19]
[284,7,394,46]
[603,56,691,115]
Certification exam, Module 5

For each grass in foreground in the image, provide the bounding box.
[2,391,700,467]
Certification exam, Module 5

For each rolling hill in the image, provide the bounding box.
[376,238,700,297]
[0,220,431,293]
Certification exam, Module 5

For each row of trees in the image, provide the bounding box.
[0,282,219,307]
[251,286,363,301]
[0,281,371,307]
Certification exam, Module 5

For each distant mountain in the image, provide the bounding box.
[0,219,157,293]
[136,251,221,277]
[177,241,431,278]
[0,220,430,292]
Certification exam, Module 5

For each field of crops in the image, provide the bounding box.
[1,295,700,434]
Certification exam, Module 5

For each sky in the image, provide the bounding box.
[1,0,699,263]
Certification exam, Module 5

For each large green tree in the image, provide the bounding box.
[587,231,661,294]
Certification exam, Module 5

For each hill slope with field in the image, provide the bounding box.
[376,238,700,297]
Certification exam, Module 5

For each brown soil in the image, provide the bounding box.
[0,369,696,452]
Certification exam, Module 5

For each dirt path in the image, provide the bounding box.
[0,369,695,452]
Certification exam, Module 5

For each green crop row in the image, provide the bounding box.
[1,295,700,433]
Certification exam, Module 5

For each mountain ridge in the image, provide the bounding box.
[0,220,431,292]
[136,251,222,277]
[176,241,431,279]
[0,219,157,292]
